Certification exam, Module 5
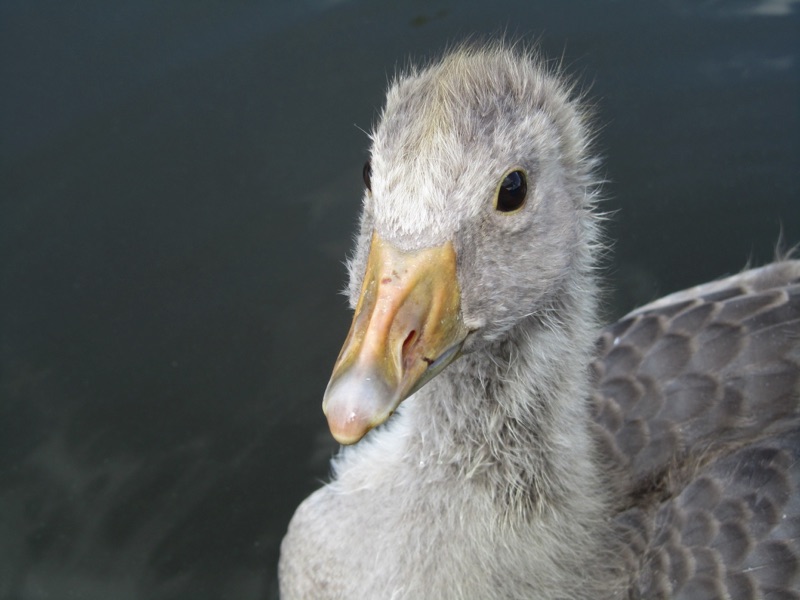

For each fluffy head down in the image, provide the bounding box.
[281,45,617,600]
[348,43,603,344]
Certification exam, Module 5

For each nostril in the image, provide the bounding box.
[402,330,417,357]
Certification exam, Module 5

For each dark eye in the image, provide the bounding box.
[362,161,372,192]
[496,170,527,213]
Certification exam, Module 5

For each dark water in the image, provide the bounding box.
[1,0,798,598]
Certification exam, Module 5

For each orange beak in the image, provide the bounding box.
[322,232,469,444]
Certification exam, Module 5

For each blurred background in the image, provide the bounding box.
[1,0,798,598]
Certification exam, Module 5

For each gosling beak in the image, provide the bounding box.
[322,232,469,444]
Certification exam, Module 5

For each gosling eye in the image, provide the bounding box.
[495,170,527,213]
[362,161,372,192]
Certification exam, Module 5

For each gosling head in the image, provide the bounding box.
[323,44,600,444]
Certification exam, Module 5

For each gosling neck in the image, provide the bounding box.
[404,278,601,512]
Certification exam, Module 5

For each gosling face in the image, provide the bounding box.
[324,48,596,443]
[361,50,594,343]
